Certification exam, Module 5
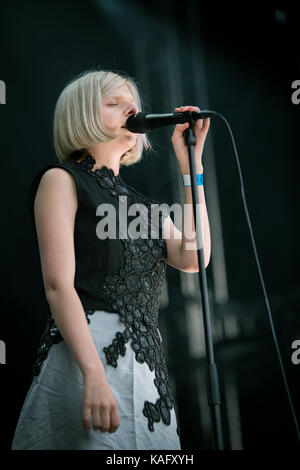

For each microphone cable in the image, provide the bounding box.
[203,110,300,443]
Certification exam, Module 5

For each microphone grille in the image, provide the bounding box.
[125,112,147,133]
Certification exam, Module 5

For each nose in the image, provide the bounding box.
[126,102,138,117]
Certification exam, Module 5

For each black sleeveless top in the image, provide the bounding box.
[28,154,177,434]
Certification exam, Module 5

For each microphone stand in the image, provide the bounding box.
[183,115,224,450]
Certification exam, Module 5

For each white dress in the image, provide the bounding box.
[11,310,182,450]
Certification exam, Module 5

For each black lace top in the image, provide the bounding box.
[28,154,177,435]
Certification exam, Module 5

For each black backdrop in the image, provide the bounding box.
[0,0,299,450]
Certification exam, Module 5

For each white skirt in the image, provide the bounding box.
[11,310,182,450]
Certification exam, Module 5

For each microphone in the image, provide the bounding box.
[125,110,214,133]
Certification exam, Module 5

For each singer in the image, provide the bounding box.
[11,69,211,450]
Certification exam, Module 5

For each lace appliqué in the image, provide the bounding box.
[100,234,175,432]
[69,154,132,197]
[32,309,95,378]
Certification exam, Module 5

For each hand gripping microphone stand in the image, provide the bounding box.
[183,114,224,450]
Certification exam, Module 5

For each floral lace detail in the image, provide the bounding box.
[32,309,96,378]
[69,154,132,197]
[100,235,175,432]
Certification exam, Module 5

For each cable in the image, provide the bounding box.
[208,110,300,444]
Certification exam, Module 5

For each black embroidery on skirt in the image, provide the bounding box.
[31,309,96,378]
[100,234,176,432]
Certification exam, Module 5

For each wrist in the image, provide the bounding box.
[180,164,203,174]
[182,173,203,187]
[81,359,107,380]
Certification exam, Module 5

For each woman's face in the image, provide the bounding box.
[101,83,139,143]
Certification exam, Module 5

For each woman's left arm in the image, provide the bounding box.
[164,105,211,272]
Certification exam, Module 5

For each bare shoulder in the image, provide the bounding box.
[37,166,77,193]
[33,167,79,291]
[35,166,78,213]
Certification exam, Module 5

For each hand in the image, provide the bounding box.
[82,369,120,433]
[171,105,210,173]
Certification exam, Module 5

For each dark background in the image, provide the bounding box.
[0,0,299,450]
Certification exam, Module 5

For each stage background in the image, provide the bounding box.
[0,0,299,450]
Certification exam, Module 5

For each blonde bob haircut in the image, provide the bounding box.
[53,69,151,167]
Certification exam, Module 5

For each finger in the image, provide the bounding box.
[172,122,190,140]
[175,106,203,128]
[192,106,203,127]
[204,117,210,129]
[174,106,193,112]
[100,407,110,433]
[201,117,210,133]
[91,406,101,431]
[174,105,200,111]
[109,406,120,434]
[176,122,190,130]
[83,405,91,430]
[195,118,210,139]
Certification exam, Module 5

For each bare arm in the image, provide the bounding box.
[163,179,211,272]
[34,168,119,432]
[34,168,104,375]
[164,104,211,273]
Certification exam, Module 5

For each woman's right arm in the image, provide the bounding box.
[33,168,120,433]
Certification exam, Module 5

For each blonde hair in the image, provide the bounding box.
[53,69,152,167]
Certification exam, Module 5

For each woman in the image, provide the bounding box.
[11,69,211,450]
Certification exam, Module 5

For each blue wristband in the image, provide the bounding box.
[182,174,203,186]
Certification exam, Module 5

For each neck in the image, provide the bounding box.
[82,141,129,176]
